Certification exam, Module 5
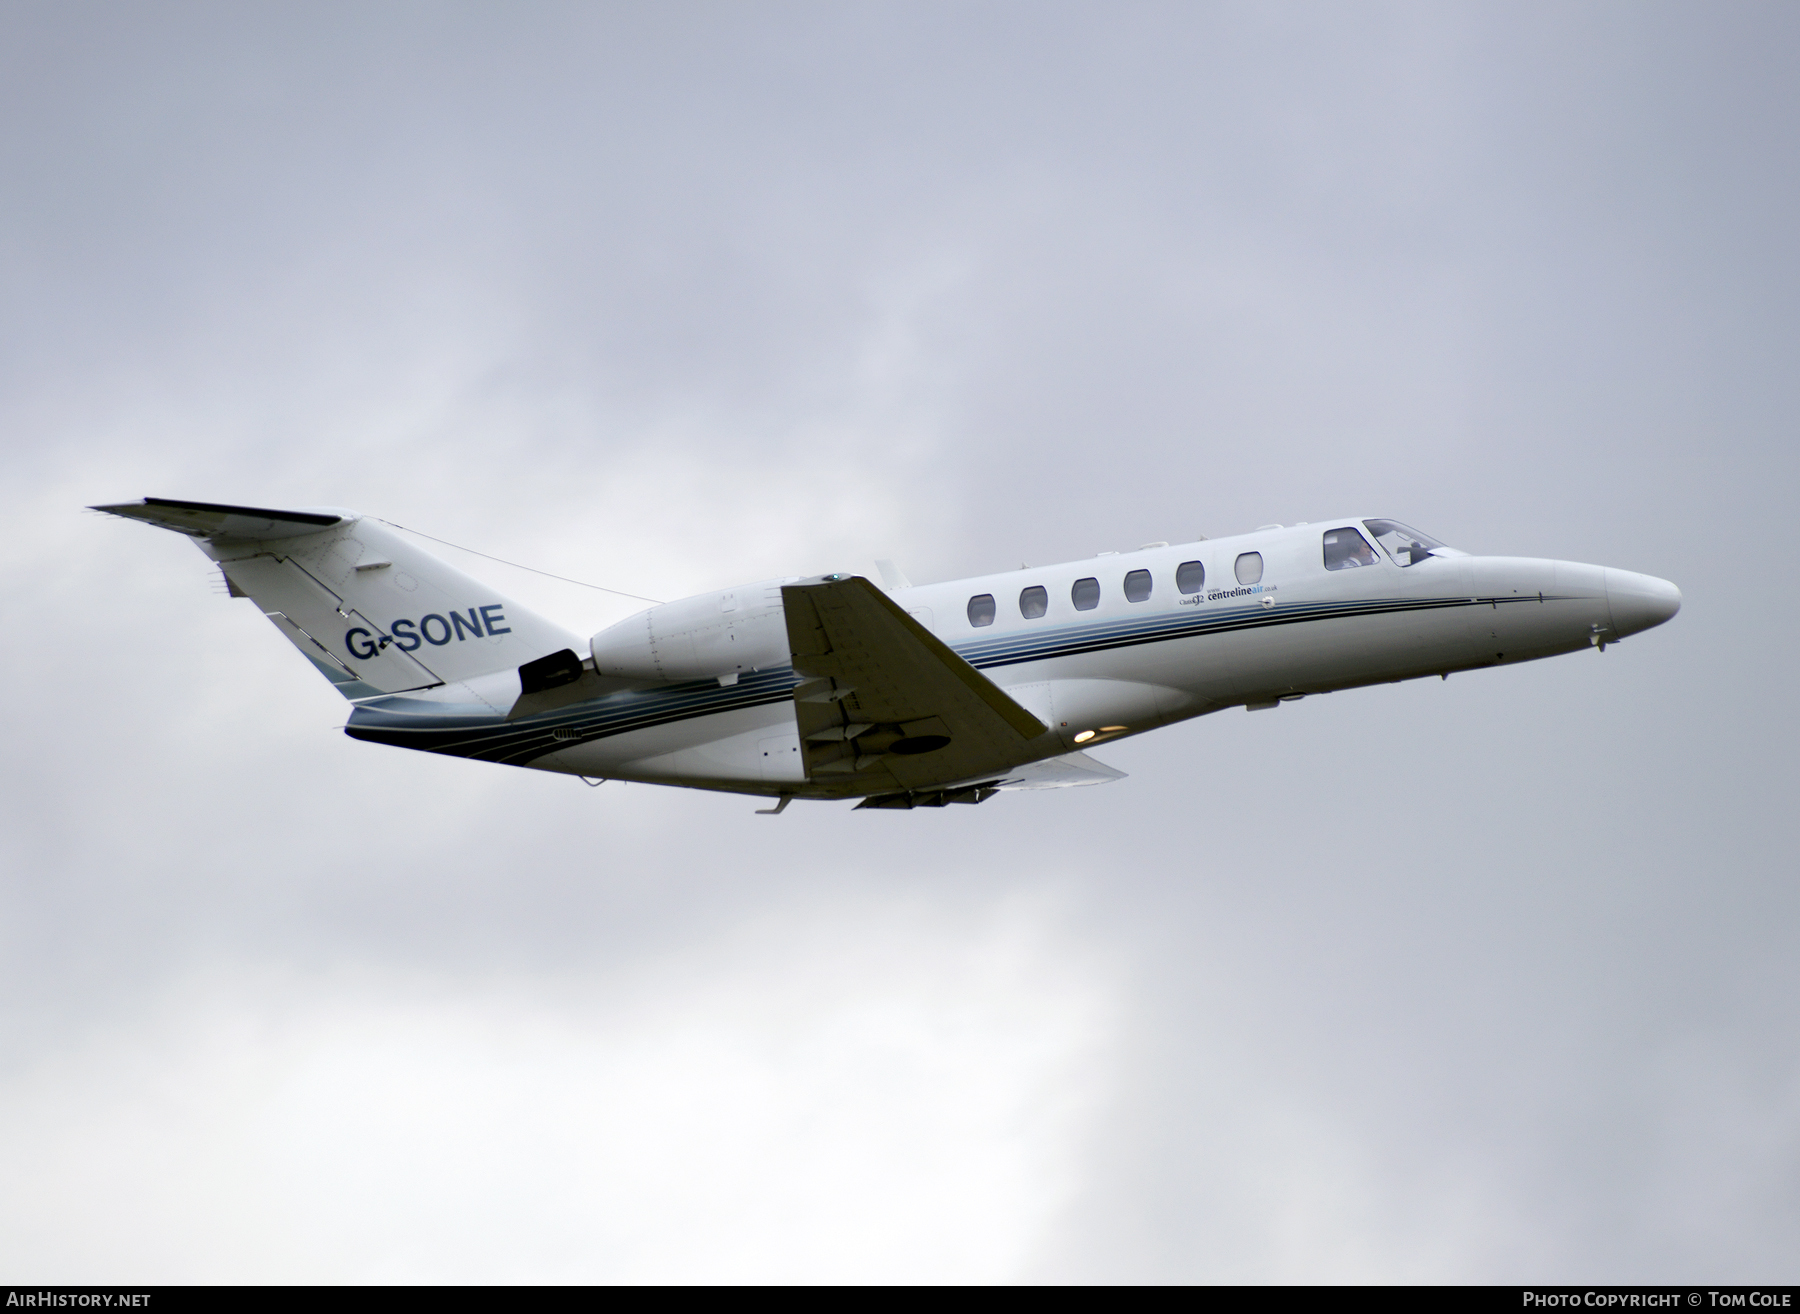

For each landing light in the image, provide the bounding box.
[1073,730,1096,743]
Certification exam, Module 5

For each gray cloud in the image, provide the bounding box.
[2,0,1795,1281]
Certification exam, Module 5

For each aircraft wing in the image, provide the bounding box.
[783,574,1051,795]
[993,750,1127,790]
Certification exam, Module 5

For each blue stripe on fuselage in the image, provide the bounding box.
[345,593,1541,763]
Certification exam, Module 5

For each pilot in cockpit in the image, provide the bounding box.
[1324,528,1380,570]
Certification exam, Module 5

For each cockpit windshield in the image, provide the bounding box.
[1363,520,1450,567]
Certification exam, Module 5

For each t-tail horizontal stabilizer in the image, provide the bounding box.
[90,497,351,540]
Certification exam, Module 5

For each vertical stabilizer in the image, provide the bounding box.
[93,499,583,698]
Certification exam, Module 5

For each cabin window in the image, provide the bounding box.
[1176,560,1205,594]
[1019,585,1048,619]
[1322,526,1379,570]
[1071,577,1101,611]
[1124,569,1153,603]
[1363,519,1448,568]
[967,593,997,627]
[1234,552,1263,585]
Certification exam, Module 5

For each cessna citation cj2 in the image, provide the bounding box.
[95,498,1680,813]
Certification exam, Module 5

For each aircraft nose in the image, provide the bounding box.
[1605,568,1682,638]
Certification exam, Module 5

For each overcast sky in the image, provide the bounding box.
[2,0,1796,1283]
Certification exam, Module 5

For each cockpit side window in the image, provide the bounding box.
[967,593,996,627]
[1363,519,1448,568]
[1322,526,1379,570]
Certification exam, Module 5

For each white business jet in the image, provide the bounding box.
[94,498,1680,812]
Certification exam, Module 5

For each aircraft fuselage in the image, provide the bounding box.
[338,518,1680,803]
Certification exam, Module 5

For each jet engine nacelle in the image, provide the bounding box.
[589,580,791,683]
